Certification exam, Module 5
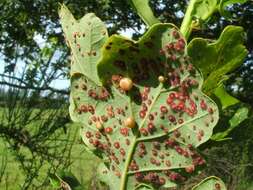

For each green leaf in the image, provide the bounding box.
[192,176,227,190]
[187,25,248,104]
[68,17,219,189]
[213,84,239,109]
[180,0,219,38]
[130,0,160,27]
[219,0,249,18]
[59,4,108,85]
[211,106,249,141]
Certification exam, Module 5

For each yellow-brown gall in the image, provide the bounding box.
[96,121,103,130]
[124,117,136,128]
[119,77,133,91]
[158,76,165,83]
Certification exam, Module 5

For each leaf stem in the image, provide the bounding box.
[119,136,137,190]
[180,0,196,40]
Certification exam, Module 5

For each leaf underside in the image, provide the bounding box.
[60,5,219,190]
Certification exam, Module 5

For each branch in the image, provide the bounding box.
[0,80,69,95]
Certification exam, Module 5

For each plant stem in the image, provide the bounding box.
[119,137,137,190]
[180,0,197,40]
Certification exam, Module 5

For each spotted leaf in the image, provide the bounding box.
[61,8,219,190]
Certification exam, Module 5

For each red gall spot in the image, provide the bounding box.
[175,146,183,154]
[169,172,179,181]
[150,157,156,165]
[171,103,178,110]
[200,99,207,110]
[165,138,176,148]
[147,122,155,132]
[183,150,189,157]
[148,114,154,121]
[141,93,148,101]
[215,183,221,190]
[93,139,100,147]
[159,177,165,185]
[153,141,161,150]
[160,106,168,113]
[177,101,185,111]
[115,170,121,178]
[89,138,93,144]
[142,103,148,111]
[139,110,146,118]
[152,149,158,157]
[95,132,101,139]
[172,30,180,38]
[185,165,195,173]
[120,127,129,136]
[105,127,113,134]
[143,87,150,93]
[199,130,204,137]
[135,172,144,182]
[88,105,95,114]
[101,115,108,122]
[80,105,88,112]
[169,93,176,99]
[197,135,202,141]
[174,130,181,138]
[208,107,214,114]
[166,97,173,105]
[114,142,120,149]
[192,125,197,130]
[165,160,171,167]
[178,118,184,124]
[155,160,161,166]
[140,128,148,136]
[85,132,92,138]
[168,115,176,122]
[166,43,174,50]
[80,83,87,90]
[125,139,130,146]
[147,99,152,105]
[139,142,146,149]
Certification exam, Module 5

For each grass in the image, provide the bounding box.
[0,119,101,190]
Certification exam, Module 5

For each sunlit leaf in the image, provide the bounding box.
[60,5,221,190]
[188,25,248,108]
[130,0,160,27]
[211,106,249,141]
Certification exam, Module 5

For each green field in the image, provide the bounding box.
[0,121,102,190]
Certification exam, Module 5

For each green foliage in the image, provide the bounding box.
[187,25,248,107]
[213,84,239,110]
[129,0,160,27]
[211,106,249,141]
[60,4,223,189]
[191,176,227,190]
